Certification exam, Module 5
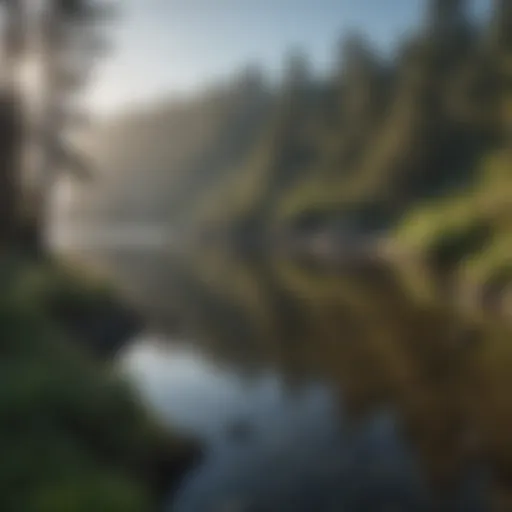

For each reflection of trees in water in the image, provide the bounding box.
[93,248,512,509]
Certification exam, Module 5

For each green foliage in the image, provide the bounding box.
[395,144,511,287]
[0,258,195,511]
[165,0,507,254]
[27,475,147,512]
[66,0,510,287]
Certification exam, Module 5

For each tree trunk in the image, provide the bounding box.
[0,87,23,251]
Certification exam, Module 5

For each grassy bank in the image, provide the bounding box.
[0,254,199,511]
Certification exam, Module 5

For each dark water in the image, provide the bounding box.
[77,247,512,512]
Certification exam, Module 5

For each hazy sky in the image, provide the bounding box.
[89,0,491,114]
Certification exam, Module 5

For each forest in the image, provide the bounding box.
[69,0,511,310]
[0,0,510,510]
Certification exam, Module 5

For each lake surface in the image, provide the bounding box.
[58,237,512,512]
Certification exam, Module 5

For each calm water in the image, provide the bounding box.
[62,242,512,512]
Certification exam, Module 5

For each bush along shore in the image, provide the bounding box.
[0,253,201,512]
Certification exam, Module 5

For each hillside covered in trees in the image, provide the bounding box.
[66,68,272,225]
[67,0,510,296]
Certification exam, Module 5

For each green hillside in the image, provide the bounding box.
[68,0,510,295]
[190,0,511,294]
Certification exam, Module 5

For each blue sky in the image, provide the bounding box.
[89,0,492,114]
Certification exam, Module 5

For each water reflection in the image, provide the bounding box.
[123,339,431,512]
[87,248,512,511]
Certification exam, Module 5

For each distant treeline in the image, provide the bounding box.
[69,0,510,287]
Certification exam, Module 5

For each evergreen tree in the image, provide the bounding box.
[26,0,111,253]
[333,32,386,171]
[0,0,25,248]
